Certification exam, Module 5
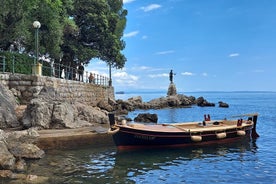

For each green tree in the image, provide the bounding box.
[67,0,127,68]
[26,0,72,60]
[0,0,33,51]
[70,0,109,65]
[102,0,127,69]
[0,0,127,71]
[0,0,72,59]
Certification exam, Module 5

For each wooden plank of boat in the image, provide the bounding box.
[162,124,190,132]
[126,123,184,133]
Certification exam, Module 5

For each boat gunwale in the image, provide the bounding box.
[117,127,252,138]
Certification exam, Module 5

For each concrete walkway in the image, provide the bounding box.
[37,126,114,150]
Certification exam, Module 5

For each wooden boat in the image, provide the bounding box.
[108,113,259,150]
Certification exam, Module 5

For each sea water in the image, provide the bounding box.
[5,91,276,184]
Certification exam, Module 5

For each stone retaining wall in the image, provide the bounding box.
[0,73,114,105]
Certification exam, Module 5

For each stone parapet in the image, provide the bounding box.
[0,73,114,105]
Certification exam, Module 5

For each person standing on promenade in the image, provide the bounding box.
[78,63,84,82]
[89,73,95,83]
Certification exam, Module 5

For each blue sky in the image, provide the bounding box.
[87,0,276,92]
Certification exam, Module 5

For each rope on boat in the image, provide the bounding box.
[107,127,120,134]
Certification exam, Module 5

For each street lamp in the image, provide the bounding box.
[32,21,41,75]
[33,21,41,64]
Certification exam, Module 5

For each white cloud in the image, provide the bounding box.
[131,66,151,70]
[155,50,175,55]
[86,60,106,73]
[113,71,139,86]
[140,4,162,12]
[181,72,195,76]
[253,69,264,73]
[123,0,135,4]
[229,53,240,57]
[202,72,208,77]
[148,73,168,78]
[130,65,166,72]
[142,35,148,39]
[94,60,104,65]
[123,31,139,38]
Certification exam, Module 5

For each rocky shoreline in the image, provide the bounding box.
[0,82,228,182]
[0,128,46,182]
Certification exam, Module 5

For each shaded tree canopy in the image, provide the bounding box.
[0,0,127,69]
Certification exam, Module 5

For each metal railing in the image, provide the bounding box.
[0,55,110,86]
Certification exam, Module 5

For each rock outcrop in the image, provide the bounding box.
[0,128,48,183]
[0,128,45,181]
[219,101,229,108]
[0,83,114,130]
[134,113,158,123]
[167,83,177,96]
[196,96,215,107]
[22,98,109,129]
[0,140,15,170]
[114,94,212,114]
[0,83,20,129]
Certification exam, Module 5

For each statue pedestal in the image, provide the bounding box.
[167,83,177,96]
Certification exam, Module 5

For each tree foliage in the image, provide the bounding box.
[101,0,127,69]
[0,0,127,69]
[0,0,32,51]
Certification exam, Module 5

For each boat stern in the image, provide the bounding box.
[251,114,259,138]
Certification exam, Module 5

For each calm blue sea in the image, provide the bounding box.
[10,92,276,183]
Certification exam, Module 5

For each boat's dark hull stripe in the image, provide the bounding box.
[117,135,251,150]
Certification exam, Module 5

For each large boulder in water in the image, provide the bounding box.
[147,94,194,109]
[134,113,158,123]
[176,94,196,106]
[148,97,169,109]
[196,96,215,107]
[219,101,229,108]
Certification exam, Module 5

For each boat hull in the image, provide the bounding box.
[112,125,253,150]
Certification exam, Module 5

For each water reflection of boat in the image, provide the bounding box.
[108,113,259,150]
[110,139,258,182]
